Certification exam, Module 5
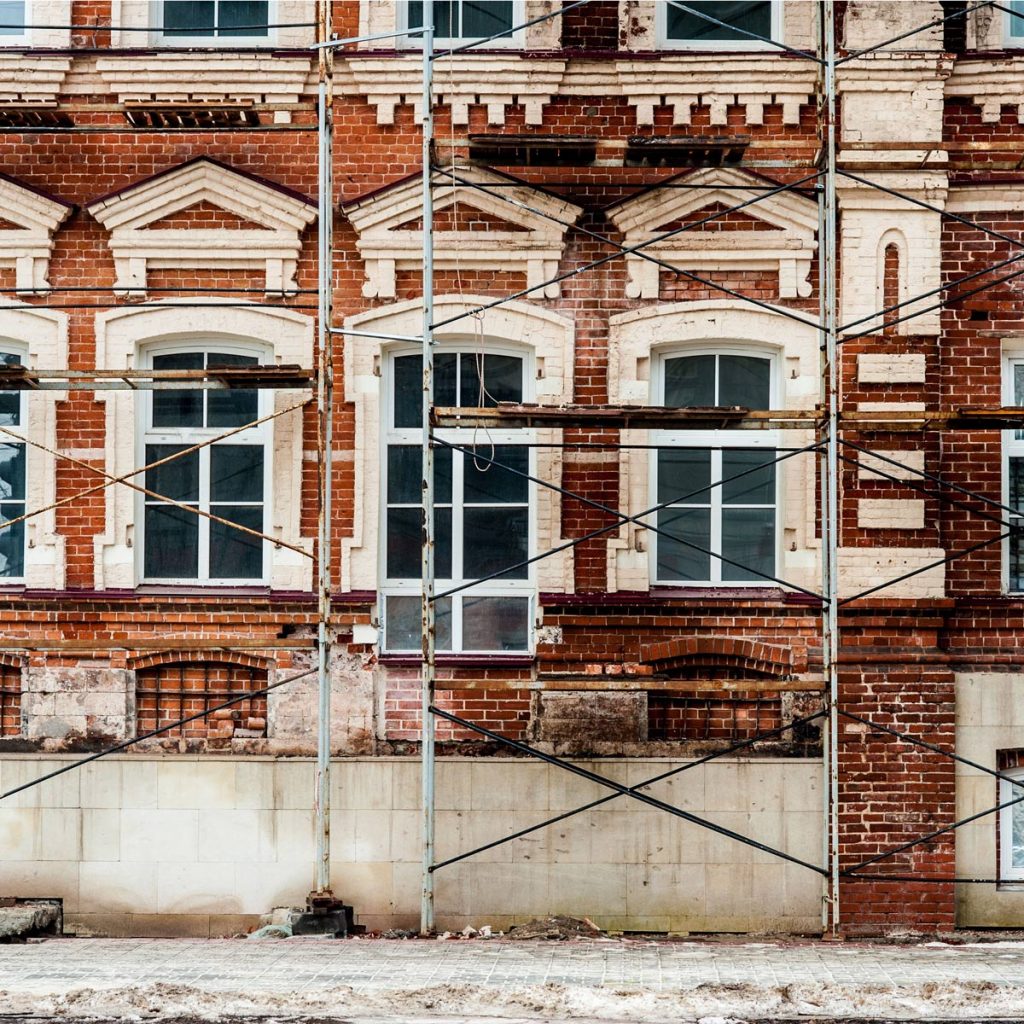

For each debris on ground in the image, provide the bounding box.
[246,923,292,941]
[507,915,603,940]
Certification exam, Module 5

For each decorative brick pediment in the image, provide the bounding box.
[605,167,818,300]
[342,167,583,299]
[86,158,316,297]
[0,174,73,294]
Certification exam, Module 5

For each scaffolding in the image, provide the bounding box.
[2,0,1024,938]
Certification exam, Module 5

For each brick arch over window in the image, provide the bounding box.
[133,655,269,741]
[640,636,804,678]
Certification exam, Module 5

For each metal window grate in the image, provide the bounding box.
[648,691,783,743]
[0,662,21,737]
[135,661,267,740]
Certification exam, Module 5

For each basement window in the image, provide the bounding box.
[0,661,21,737]
[659,1,779,50]
[1000,766,1024,881]
[136,660,267,741]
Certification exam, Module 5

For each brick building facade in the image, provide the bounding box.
[1,0,1024,936]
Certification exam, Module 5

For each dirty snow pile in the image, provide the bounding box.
[4,977,1024,1021]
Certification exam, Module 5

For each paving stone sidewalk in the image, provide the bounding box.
[3,937,1024,1020]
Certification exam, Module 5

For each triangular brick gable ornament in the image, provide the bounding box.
[0,174,73,293]
[606,167,818,300]
[86,158,316,296]
[342,167,583,299]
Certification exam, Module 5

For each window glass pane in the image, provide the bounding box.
[0,502,23,577]
[385,594,452,651]
[387,507,452,579]
[719,354,771,409]
[163,0,215,36]
[0,352,21,425]
[464,446,528,504]
[1011,0,1024,38]
[388,445,452,504]
[460,353,523,406]
[1011,459,1024,512]
[0,443,24,501]
[209,505,263,579]
[206,352,259,428]
[0,1,24,36]
[666,1,772,42]
[429,0,455,37]
[461,0,514,37]
[436,353,457,407]
[393,354,458,427]
[462,595,530,651]
[656,507,711,581]
[1012,791,1024,867]
[152,353,203,427]
[721,507,775,582]
[211,445,263,502]
[658,448,710,505]
[664,354,715,407]
[219,0,269,36]
[1014,363,1024,405]
[1012,529,1024,592]
[145,504,199,578]
[722,449,776,505]
[146,445,199,502]
[464,507,528,579]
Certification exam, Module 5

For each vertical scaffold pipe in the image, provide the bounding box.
[314,0,334,897]
[820,0,841,935]
[420,15,437,937]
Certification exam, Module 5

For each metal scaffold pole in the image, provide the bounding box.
[314,0,334,898]
[819,0,841,935]
[420,12,437,937]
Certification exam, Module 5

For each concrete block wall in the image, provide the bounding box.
[0,755,823,937]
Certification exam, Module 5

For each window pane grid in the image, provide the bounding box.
[384,348,531,653]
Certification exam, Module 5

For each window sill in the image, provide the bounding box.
[135,584,273,596]
[997,881,1024,891]
[379,654,534,668]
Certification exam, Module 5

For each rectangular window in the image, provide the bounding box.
[382,349,533,654]
[654,351,778,587]
[162,0,270,38]
[1009,0,1024,42]
[0,352,25,581]
[1005,356,1024,592]
[660,1,778,49]
[141,349,267,584]
[0,1,25,37]
[1000,768,1024,881]
[405,0,522,46]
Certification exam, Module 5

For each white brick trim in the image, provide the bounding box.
[0,176,73,294]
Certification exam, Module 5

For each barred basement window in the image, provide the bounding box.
[0,661,21,737]
[135,661,267,740]
[653,348,779,586]
[1000,765,1024,881]
[648,691,782,742]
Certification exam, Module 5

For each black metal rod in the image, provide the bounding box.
[838,709,1024,791]
[430,171,824,331]
[434,437,825,601]
[435,164,822,332]
[837,531,1010,606]
[430,705,828,876]
[431,710,826,872]
[432,441,822,601]
[847,791,1024,874]
[0,667,316,801]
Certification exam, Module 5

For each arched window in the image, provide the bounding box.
[382,344,533,653]
[653,348,779,585]
[138,342,270,584]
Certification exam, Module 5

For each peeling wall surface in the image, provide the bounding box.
[0,755,823,936]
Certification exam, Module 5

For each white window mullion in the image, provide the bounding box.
[710,448,723,584]
[198,445,211,582]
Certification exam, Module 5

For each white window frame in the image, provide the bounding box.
[0,0,28,42]
[152,0,275,44]
[398,0,526,48]
[136,339,272,587]
[380,341,536,655]
[1003,352,1024,594]
[650,344,781,588]
[0,343,27,584]
[1000,766,1024,881]
[657,0,781,51]
[1007,0,1024,45]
